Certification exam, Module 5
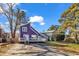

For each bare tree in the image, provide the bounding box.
[0,3,26,42]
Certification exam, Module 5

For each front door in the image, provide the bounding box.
[23,34,29,41]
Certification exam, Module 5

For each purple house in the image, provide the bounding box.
[20,22,48,42]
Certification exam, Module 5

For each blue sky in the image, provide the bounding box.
[0,3,72,32]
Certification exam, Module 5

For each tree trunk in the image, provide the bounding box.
[75,32,79,43]
[74,24,79,43]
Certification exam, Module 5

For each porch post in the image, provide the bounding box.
[49,36,51,41]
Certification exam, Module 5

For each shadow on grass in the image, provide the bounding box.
[29,43,69,56]
[46,41,79,55]
[11,51,41,55]
[46,41,69,47]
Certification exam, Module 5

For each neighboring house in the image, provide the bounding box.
[3,32,20,43]
[43,30,55,41]
[20,22,48,42]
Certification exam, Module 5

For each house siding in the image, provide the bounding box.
[20,23,48,42]
[20,23,38,39]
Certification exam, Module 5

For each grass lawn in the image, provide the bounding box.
[46,41,79,55]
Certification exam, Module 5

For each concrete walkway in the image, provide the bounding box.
[4,43,72,56]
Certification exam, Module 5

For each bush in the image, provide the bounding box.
[52,33,65,41]
[56,34,65,41]
[64,37,76,43]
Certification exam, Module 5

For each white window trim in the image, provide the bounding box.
[31,35,37,39]
[22,27,27,32]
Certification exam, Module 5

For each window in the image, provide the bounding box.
[38,36,41,39]
[31,35,36,38]
[31,35,37,39]
[22,27,27,32]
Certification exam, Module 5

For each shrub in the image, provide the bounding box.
[64,37,76,43]
[56,33,65,41]
[52,32,65,41]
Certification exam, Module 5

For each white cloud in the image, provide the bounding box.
[40,22,45,25]
[29,16,45,25]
